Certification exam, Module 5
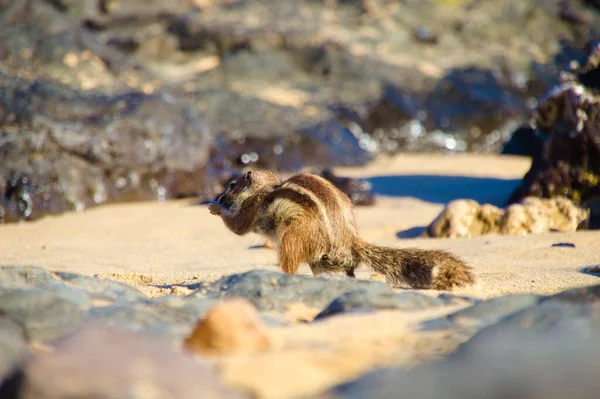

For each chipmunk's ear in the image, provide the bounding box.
[244,170,253,182]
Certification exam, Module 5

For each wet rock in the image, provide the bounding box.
[318,169,375,206]
[426,196,589,238]
[0,318,29,385]
[500,125,544,157]
[0,287,89,342]
[508,43,600,229]
[314,289,468,321]
[0,72,212,223]
[2,325,248,399]
[363,69,529,154]
[3,0,600,224]
[184,299,272,356]
[0,0,600,222]
[187,270,395,312]
[206,118,371,177]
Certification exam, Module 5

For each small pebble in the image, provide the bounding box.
[585,265,600,274]
[413,27,438,44]
[551,242,576,248]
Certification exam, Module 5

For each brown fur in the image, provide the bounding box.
[209,170,475,290]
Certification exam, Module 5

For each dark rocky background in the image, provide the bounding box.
[2,0,600,224]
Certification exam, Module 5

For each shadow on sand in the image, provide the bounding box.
[367,174,522,207]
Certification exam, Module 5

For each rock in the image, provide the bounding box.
[363,68,529,153]
[501,197,589,234]
[318,169,375,206]
[0,267,285,345]
[53,272,147,304]
[0,266,146,305]
[323,331,600,399]
[3,0,600,223]
[452,284,600,356]
[88,296,221,341]
[187,269,396,312]
[153,294,287,327]
[209,117,372,172]
[425,199,502,238]
[426,196,589,238]
[422,293,540,330]
[183,299,272,356]
[508,43,600,229]
[0,266,55,288]
[0,72,212,223]
[1,325,248,399]
[322,285,600,399]
[149,295,219,324]
[0,318,29,385]
[88,301,175,332]
[585,265,600,273]
[314,289,469,321]
[543,283,600,303]
[0,287,89,342]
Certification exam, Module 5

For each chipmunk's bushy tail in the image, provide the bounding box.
[351,238,475,290]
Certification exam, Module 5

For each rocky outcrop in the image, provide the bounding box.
[2,0,600,223]
[426,196,590,238]
[506,42,600,229]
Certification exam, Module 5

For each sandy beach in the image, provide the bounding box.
[2,153,598,299]
[2,153,600,398]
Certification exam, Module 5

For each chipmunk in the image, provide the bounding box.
[208,170,475,290]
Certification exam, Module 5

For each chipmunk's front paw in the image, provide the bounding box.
[208,202,222,215]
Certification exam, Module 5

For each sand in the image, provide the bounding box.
[2,153,597,298]
[2,153,600,398]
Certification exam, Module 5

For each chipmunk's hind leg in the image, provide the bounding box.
[279,229,309,275]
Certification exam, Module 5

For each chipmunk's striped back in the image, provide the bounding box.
[257,174,358,266]
[212,169,476,290]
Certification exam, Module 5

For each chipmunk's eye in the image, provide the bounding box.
[228,181,237,189]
